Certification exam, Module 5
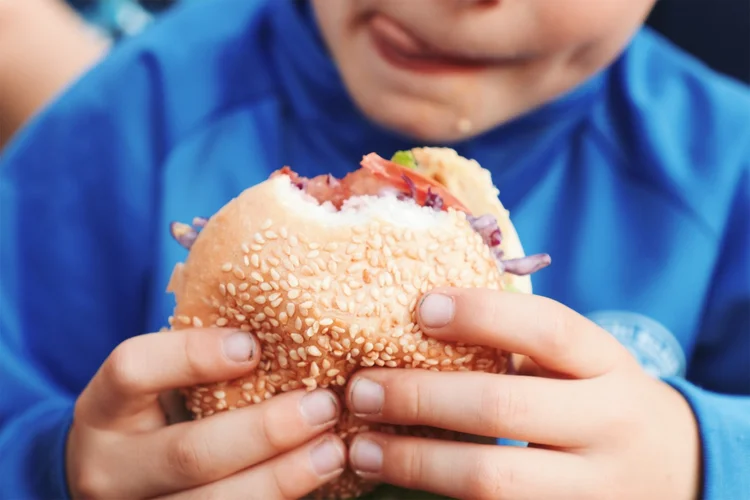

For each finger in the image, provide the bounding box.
[78,328,260,428]
[347,370,596,447]
[117,389,340,497]
[349,433,597,500]
[417,288,631,378]
[162,435,346,500]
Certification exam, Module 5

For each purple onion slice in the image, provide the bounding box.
[501,254,552,276]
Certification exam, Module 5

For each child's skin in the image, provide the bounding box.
[65,1,702,498]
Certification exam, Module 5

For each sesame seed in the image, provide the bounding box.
[307,346,323,357]
[238,283,250,292]
[216,318,228,327]
[320,318,334,327]
[213,390,226,399]
[364,342,374,353]
[265,230,278,240]
[310,362,320,377]
[270,268,281,281]
[227,283,236,296]
[250,254,260,268]
[192,317,203,327]
[254,296,266,304]
[250,271,264,282]
[178,315,191,325]
[221,263,233,272]
[302,377,317,389]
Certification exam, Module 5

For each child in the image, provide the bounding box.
[1,0,748,498]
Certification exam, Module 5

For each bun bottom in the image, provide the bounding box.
[181,354,507,500]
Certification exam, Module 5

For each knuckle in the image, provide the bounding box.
[167,432,212,481]
[105,340,144,396]
[539,303,571,357]
[399,377,428,424]
[259,405,290,451]
[69,459,112,499]
[269,461,300,500]
[391,441,425,488]
[481,384,527,437]
[183,332,212,379]
[466,456,511,500]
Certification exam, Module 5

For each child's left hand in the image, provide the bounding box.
[345,288,702,500]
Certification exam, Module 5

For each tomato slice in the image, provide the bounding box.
[358,153,470,213]
[271,153,470,213]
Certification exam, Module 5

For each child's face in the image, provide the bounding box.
[311,0,655,142]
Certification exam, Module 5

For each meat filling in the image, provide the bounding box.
[169,153,551,277]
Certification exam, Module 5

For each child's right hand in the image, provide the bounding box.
[65,328,345,499]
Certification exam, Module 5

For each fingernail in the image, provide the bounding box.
[310,439,345,476]
[350,378,384,415]
[350,438,383,474]
[420,293,454,328]
[300,391,338,426]
[222,332,255,362]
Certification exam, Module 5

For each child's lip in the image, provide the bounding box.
[367,14,503,73]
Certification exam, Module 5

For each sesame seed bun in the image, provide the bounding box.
[166,150,533,499]
[409,147,531,294]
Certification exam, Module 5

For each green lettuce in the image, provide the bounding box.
[390,150,418,170]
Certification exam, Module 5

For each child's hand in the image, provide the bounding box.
[66,328,345,499]
[345,289,701,500]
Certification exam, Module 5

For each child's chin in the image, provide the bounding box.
[363,105,486,144]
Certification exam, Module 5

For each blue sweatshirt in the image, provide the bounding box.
[1,0,748,498]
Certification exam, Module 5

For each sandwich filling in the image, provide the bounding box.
[170,152,551,277]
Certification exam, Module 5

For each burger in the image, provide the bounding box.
[166,147,551,499]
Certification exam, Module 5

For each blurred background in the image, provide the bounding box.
[1,0,748,149]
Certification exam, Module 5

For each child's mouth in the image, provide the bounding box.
[367,14,494,74]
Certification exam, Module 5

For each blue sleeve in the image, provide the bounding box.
[666,165,750,499]
[0,41,162,498]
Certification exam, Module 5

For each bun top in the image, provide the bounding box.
[409,147,532,293]
[168,175,509,380]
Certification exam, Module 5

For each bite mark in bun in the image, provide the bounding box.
[166,148,550,499]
